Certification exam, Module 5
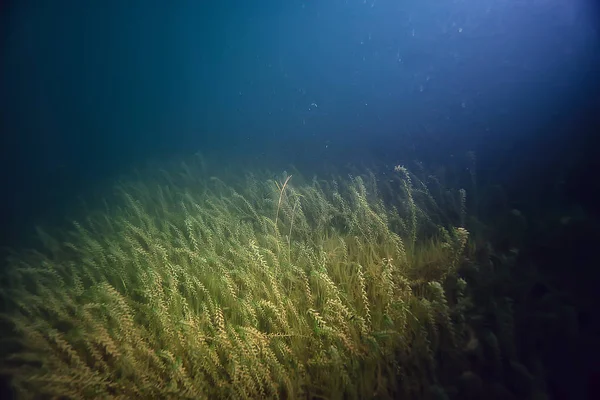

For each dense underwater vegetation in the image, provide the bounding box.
[0,154,572,399]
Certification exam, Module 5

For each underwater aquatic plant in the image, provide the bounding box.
[0,161,474,399]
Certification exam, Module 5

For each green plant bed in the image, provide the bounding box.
[1,162,479,399]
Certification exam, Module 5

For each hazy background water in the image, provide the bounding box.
[1,0,598,248]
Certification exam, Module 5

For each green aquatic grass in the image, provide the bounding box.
[0,161,472,399]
